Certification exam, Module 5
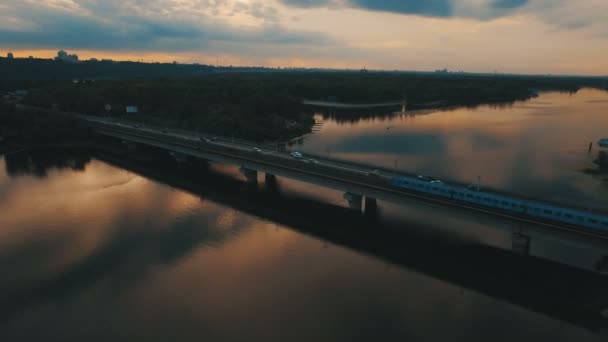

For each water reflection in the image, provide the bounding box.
[2,149,607,341]
[4,148,90,178]
[3,128,608,339]
[300,89,608,209]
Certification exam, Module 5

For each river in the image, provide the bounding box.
[1,89,607,341]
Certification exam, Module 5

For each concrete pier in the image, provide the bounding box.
[364,197,378,217]
[122,140,137,151]
[169,151,188,163]
[512,232,531,256]
[344,192,363,211]
[265,173,276,184]
[240,167,258,184]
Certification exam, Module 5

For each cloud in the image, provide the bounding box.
[491,0,528,9]
[278,0,532,19]
[349,0,453,17]
[0,1,331,52]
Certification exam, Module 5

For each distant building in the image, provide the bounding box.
[126,106,139,114]
[7,52,14,59]
[55,50,79,63]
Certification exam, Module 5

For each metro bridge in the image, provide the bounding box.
[84,116,608,260]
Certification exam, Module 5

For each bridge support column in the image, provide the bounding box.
[240,167,258,184]
[343,192,363,212]
[265,173,276,184]
[512,232,530,256]
[596,255,608,273]
[122,140,137,151]
[169,151,188,164]
[265,173,278,193]
[364,197,378,217]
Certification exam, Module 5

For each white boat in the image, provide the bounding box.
[599,138,608,147]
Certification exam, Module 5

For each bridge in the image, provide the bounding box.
[91,151,608,333]
[85,116,608,249]
[302,99,408,113]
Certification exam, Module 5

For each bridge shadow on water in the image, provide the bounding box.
[95,147,608,334]
[2,146,608,334]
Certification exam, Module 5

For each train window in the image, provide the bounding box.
[502,201,508,205]
[544,210,552,214]
[565,214,573,218]
[467,194,473,198]
[534,208,540,212]
[577,216,584,221]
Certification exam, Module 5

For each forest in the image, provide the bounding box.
[2,57,608,141]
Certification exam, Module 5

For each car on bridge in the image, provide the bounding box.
[367,170,381,177]
[290,151,304,159]
[252,147,263,153]
[199,137,212,143]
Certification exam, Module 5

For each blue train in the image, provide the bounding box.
[391,176,608,233]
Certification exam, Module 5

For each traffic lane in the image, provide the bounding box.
[94,125,608,239]
[102,121,391,177]
[91,119,424,184]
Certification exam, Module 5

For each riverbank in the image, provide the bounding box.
[6,72,608,142]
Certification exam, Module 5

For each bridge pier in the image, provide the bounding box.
[343,192,363,211]
[265,173,278,193]
[364,197,378,217]
[265,173,276,184]
[240,167,258,184]
[169,151,188,164]
[122,140,137,151]
[512,232,530,256]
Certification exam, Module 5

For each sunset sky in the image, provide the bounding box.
[1,0,607,75]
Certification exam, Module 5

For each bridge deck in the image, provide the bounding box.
[87,117,608,239]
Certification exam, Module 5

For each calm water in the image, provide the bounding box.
[299,88,608,208]
[1,89,608,341]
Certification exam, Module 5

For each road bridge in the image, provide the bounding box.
[85,117,608,246]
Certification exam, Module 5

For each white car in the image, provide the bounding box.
[252,147,263,153]
[290,151,304,159]
[367,170,381,177]
[417,175,432,181]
